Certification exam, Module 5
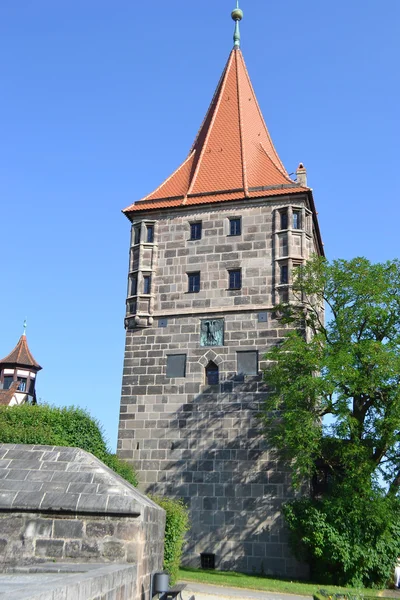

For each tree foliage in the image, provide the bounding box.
[263,257,400,586]
[0,404,138,486]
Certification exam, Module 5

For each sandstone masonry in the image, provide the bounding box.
[118,199,321,577]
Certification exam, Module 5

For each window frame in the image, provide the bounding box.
[133,225,141,245]
[280,264,289,285]
[280,210,288,230]
[130,274,138,297]
[292,210,301,230]
[166,354,187,378]
[190,222,202,241]
[143,275,152,295]
[228,269,242,290]
[237,350,259,376]
[146,224,154,243]
[3,375,13,390]
[229,218,241,237]
[188,272,201,293]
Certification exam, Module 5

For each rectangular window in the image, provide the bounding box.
[237,351,258,376]
[188,272,201,293]
[190,222,202,240]
[229,218,241,236]
[293,211,301,229]
[146,225,154,243]
[29,379,35,395]
[143,275,151,295]
[17,377,27,392]
[280,210,288,230]
[228,269,241,290]
[166,354,187,378]
[3,375,13,390]
[280,265,288,284]
[130,274,138,296]
[134,226,141,245]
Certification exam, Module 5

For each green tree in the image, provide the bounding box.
[263,256,400,587]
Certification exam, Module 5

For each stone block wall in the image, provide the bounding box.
[119,196,319,577]
[0,445,166,600]
[119,312,306,577]
[0,564,138,600]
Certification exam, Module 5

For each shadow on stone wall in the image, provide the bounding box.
[143,376,306,577]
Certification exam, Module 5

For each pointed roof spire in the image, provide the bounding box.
[124,47,307,214]
[0,333,42,371]
[232,1,243,49]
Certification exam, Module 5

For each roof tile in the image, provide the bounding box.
[123,49,307,215]
[0,335,42,371]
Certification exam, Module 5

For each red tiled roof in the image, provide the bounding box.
[0,381,19,406]
[123,48,308,215]
[0,335,42,371]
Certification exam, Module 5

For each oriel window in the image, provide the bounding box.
[293,211,301,230]
[190,222,202,240]
[143,275,151,295]
[130,275,138,296]
[146,225,154,243]
[280,265,288,284]
[134,226,141,245]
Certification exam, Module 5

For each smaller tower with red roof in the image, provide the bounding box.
[0,323,42,406]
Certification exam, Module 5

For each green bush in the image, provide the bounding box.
[151,496,189,584]
[284,493,400,588]
[0,404,138,487]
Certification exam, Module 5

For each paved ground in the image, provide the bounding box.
[182,582,312,600]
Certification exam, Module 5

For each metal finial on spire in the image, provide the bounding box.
[23,318,27,336]
[231,1,243,49]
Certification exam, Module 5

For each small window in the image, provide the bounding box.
[190,222,202,240]
[129,300,137,314]
[188,272,201,293]
[293,211,301,230]
[130,275,138,296]
[29,379,35,395]
[228,269,241,290]
[143,275,151,295]
[280,265,288,284]
[134,226,141,245]
[3,375,13,390]
[237,351,258,376]
[17,377,27,392]
[280,210,288,230]
[229,218,241,236]
[146,225,154,243]
[166,354,187,378]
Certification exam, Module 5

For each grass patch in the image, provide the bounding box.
[178,567,388,597]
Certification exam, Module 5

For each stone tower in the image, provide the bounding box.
[118,6,323,576]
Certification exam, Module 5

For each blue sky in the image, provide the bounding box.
[1,1,399,450]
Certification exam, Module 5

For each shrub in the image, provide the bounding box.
[284,493,400,588]
[0,404,138,487]
[151,496,189,584]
